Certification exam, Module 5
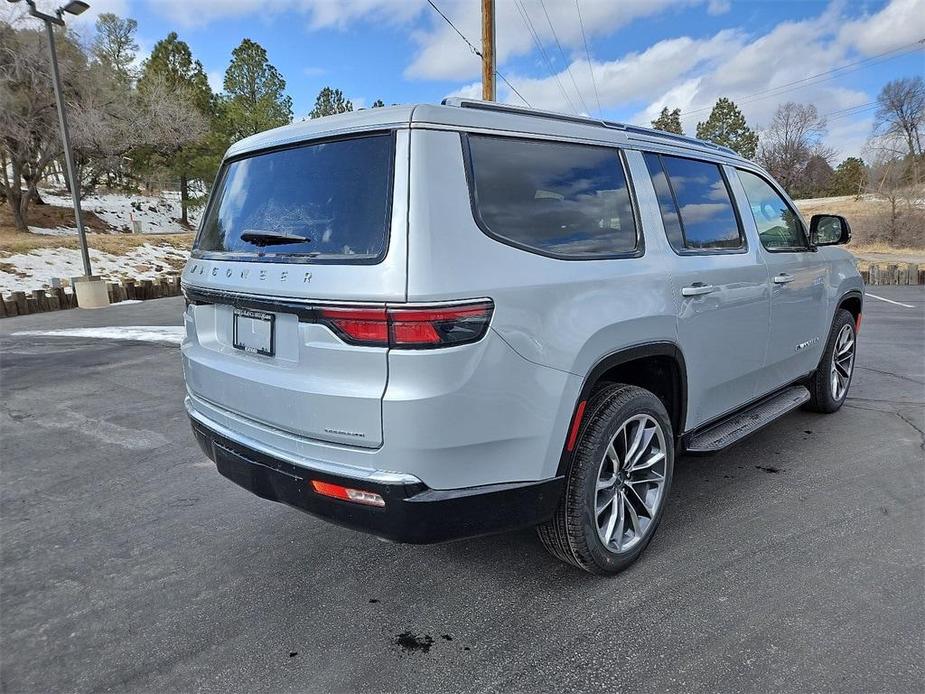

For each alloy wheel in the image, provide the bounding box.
[830,323,855,401]
[594,414,668,553]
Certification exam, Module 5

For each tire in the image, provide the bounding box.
[805,309,857,413]
[537,384,674,575]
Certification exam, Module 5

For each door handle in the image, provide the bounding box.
[773,274,795,284]
[681,283,717,297]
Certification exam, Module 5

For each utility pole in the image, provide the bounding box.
[481,0,495,101]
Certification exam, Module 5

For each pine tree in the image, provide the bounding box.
[137,32,215,225]
[139,32,211,112]
[651,107,683,135]
[829,157,867,197]
[309,87,354,118]
[91,13,138,82]
[695,97,759,159]
[223,38,293,139]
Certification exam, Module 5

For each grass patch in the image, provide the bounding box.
[0,201,194,256]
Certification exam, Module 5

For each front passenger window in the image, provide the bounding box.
[737,170,807,251]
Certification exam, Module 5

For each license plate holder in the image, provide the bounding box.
[233,309,275,356]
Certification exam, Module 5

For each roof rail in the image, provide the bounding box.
[606,121,738,156]
[441,97,604,127]
[440,97,739,157]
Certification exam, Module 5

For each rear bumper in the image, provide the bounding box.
[191,418,564,544]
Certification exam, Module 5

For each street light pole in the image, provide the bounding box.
[11,0,109,307]
[40,10,93,278]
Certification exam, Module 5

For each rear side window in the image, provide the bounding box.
[196,133,393,263]
[643,153,744,253]
[466,135,638,258]
[736,169,808,250]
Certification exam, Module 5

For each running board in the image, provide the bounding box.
[685,386,811,453]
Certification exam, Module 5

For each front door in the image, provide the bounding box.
[733,168,828,395]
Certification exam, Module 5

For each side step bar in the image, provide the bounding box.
[685,385,811,453]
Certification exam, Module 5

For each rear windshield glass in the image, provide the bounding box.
[195,133,393,262]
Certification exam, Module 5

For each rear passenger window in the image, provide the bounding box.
[466,135,638,258]
[643,153,744,253]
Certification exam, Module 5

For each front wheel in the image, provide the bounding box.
[805,309,857,413]
[537,384,674,575]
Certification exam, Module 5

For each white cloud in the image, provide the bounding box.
[406,0,699,81]
[146,0,426,29]
[707,0,731,15]
[495,0,917,158]
[499,30,743,116]
[825,115,878,161]
[445,81,483,101]
[838,0,925,56]
[8,0,128,32]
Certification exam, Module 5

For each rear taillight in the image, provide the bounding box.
[318,300,493,349]
[318,307,389,347]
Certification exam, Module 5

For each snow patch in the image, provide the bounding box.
[0,245,189,294]
[39,189,201,234]
[13,326,185,345]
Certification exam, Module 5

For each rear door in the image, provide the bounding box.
[641,152,771,428]
[181,130,408,448]
[733,168,828,395]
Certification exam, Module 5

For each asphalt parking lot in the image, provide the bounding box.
[1,287,923,693]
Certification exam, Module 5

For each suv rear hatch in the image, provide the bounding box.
[182,130,406,449]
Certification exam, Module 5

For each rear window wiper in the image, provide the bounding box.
[240,229,311,246]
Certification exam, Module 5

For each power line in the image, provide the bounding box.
[537,0,590,114]
[683,38,924,116]
[576,0,602,118]
[823,102,879,122]
[424,0,531,107]
[497,72,532,107]
[513,0,577,113]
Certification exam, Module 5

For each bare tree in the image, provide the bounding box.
[874,77,925,183]
[1,22,207,231]
[70,70,207,194]
[757,102,834,196]
[864,134,924,247]
[0,24,82,230]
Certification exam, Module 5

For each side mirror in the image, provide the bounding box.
[810,214,851,247]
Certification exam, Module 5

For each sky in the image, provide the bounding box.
[11,0,925,160]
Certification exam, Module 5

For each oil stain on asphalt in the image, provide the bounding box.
[393,632,434,654]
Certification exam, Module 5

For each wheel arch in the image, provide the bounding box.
[837,288,863,324]
[555,342,687,477]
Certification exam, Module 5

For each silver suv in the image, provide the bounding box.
[181,99,863,574]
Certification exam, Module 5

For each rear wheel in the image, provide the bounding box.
[538,384,674,575]
[806,309,856,413]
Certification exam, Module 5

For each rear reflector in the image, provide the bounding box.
[318,300,493,349]
[855,313,862,333]
[566,400,587,452]
[311,480,385,507]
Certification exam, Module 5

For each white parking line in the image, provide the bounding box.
[866,293,916,309]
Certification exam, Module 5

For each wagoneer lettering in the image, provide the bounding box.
[182,99,863,575]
